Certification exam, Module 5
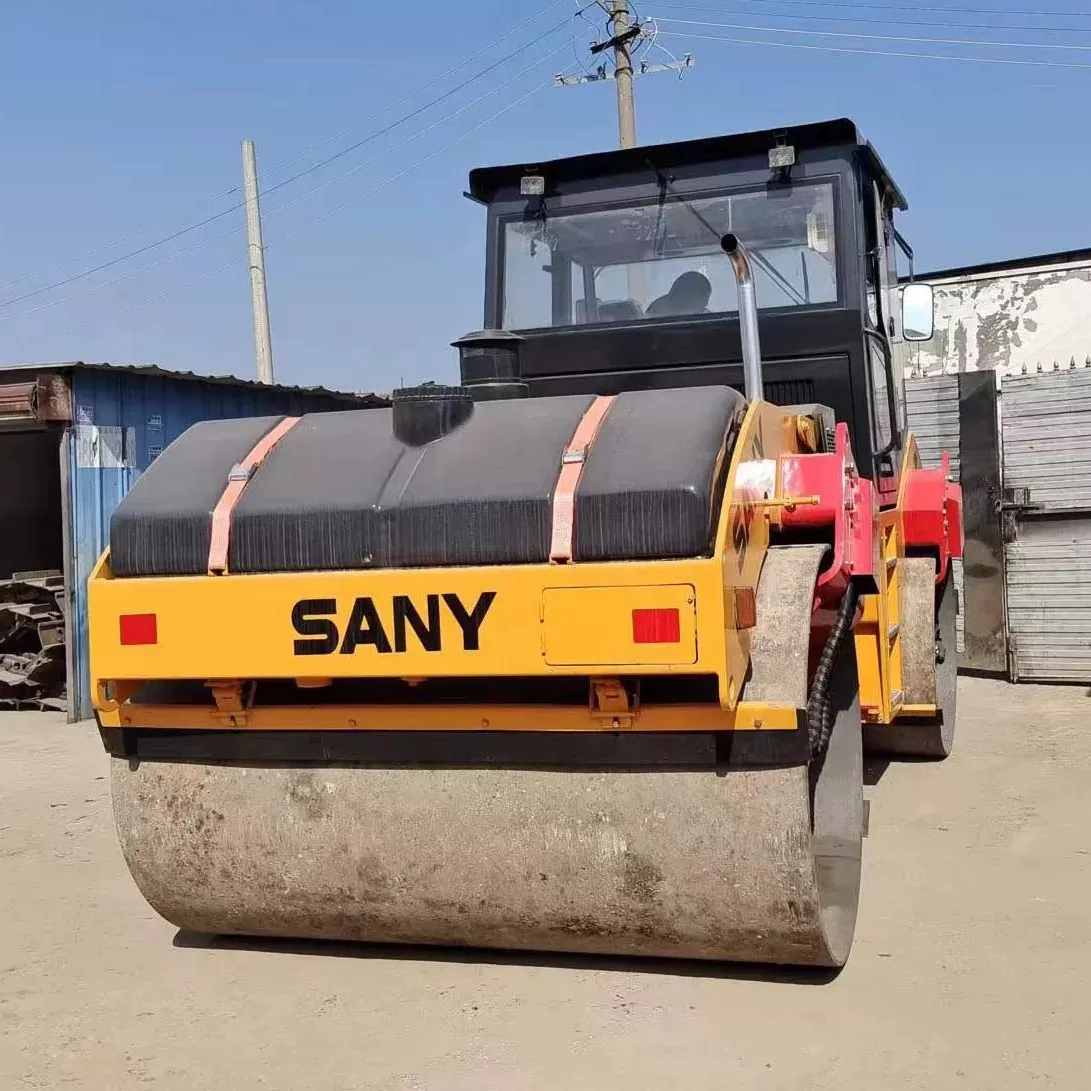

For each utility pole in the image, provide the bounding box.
[555,8,693,146]
[610,1,637,149]
[241,139,275,385]
[555,8,693,306]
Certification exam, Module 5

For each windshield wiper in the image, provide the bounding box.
[645,160,808,308]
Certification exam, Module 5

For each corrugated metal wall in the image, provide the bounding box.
[67,369,364,720]
[1002,368,1091,510]
[905,374,961,481]
[1002,368,1091,681]
[904,374,965,655]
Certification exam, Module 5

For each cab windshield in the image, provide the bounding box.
[501,181,838,331]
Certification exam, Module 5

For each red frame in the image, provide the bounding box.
[776,427,963,597]
[902,451,964,584]
[779,423,877,603]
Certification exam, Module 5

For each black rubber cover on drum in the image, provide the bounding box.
[109,386,746,576]
[576,385,742,562]
[109,415,285,578]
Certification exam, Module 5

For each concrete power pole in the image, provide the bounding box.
[556,4,692,146]
[610,1,637,149]
[554,8,693,305]
[241,139,275,385]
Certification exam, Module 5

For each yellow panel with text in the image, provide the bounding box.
[542,584,698,667]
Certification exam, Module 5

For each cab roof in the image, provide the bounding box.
[468,117,907,211]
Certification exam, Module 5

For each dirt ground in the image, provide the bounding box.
[1,677,1088,1090]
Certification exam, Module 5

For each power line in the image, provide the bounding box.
[659,28,1091,66]
[656,1,1091,33]
[272,69,574,248]
[657,0,1091,17]
[658,16,1091,50]
[0,186,241,298]
[47,68,576,344]
[0,2,597,312]
[0,42,572,327]
[257,42,573,226]
[256,2,574,179]
[0,1,574,297]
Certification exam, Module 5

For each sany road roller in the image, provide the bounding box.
[90,119,962,967]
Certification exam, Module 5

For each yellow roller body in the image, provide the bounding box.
[88,401,905,968]
[92,402,784,720]
[109,546,864,967]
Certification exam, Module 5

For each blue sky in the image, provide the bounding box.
[1,0,1089,393]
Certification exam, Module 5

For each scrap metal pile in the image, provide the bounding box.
[0,570,66,711]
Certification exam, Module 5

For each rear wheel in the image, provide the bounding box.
[864,556,957,760]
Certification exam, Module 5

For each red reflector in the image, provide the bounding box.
[119,613,157,646]
[632,608,681,644]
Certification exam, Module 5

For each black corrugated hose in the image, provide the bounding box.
[806,583,859,761]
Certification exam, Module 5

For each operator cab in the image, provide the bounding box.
[466,118,933,479]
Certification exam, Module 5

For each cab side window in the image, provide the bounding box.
[866,185,898,456]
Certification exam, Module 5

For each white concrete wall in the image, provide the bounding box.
[906,258,1091,380]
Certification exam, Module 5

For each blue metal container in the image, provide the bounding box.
[0,362,381,719]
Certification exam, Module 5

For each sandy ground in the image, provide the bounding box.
[1,676,1088,1090]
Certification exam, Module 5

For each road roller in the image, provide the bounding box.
[90,118,962,967]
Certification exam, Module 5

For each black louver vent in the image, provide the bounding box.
[727,379,816,405]
[763,379,816,405]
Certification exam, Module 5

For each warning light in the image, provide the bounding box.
[632,608,681,644]
[119,613,158,646]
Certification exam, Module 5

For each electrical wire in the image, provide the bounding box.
[255,42,573,232]
[658,16,1091,50]
[571,0,595,67]
[658,28,1091,66]
[271,68,572,248]
[656,1,1091,34]
[0,2,575,297]
[47,67,577,343]
[657,0,1091,17]
[259,2,574,179]
[0,2,598,311]
[0,42,572,327]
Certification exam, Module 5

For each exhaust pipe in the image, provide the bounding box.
[720,233,763,403]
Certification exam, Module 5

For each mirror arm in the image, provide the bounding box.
[893,226,915,280]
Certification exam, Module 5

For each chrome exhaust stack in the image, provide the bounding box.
[720,233,764,403]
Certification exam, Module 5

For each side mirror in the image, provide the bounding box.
[902,282,934,342]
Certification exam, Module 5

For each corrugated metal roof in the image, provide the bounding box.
[0,359,389,406]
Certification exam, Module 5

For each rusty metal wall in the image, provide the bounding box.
[1002,369,1091,682]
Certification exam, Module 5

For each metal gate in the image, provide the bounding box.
[1002,368,1091,682]
[904,372,1007,674]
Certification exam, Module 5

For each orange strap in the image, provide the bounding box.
[549,395,616,563]
[207,416,301,575]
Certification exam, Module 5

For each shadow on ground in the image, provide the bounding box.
[173,930,843,986]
